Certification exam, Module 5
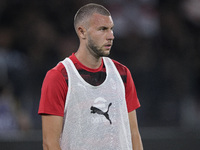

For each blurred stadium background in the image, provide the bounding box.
[0,0,200,149]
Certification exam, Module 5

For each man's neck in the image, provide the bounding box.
[75,50,102,69]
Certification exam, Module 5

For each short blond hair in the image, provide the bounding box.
[74,3,111,31]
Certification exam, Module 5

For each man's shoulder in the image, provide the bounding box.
[52,62,64,70]
[111,59,128,76]
[47,62,67,79]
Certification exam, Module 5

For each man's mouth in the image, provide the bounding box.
[104,44,112,49]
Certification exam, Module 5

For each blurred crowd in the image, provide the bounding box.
[0,0,200,133]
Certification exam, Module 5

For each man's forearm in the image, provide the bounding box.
[42,115,63,150]
[43,140,61,150]
[128,111,143,150]
[132,132,143,150]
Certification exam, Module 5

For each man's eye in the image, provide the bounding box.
[100,27,107,31]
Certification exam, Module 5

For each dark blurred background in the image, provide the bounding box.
[0,0,200,149]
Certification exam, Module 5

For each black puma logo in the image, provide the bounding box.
[90,103,112,124]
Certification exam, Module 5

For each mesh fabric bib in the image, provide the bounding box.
[60,57,132,150]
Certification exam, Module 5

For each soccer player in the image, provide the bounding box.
[38,3,143,150]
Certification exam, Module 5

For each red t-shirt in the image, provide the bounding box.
[38,54,140,116]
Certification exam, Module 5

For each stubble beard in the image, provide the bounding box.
[87,37,110,58]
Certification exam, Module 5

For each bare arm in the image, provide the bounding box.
[42,115,63,150]
[129,110,143,150]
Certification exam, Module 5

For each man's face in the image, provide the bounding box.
[85,13,114,57]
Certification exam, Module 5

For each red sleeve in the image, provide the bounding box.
[38,65,68,116]
[125,68,140,113]
[112,59,140,113]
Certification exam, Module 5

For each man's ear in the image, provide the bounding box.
[77,26,87,39]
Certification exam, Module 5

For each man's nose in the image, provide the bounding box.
[107,30,114,40]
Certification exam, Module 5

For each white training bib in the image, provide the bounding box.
[60,57,132,150]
